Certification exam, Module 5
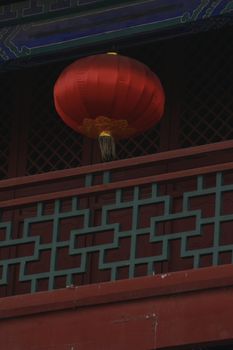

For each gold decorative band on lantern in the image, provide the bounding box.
[100,130,111,137]
[80,116,135,139]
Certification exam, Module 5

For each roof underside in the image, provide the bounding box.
[0,0,233,70]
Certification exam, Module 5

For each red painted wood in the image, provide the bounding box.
[0,264,232,319]
[1,160,233,209]
[1,266,233,349]
[1,139,233,190]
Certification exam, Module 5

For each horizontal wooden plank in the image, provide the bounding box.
[1,159,233,209]
[0,139,233,190]
[1,265,233,349]
[0,264,233,319]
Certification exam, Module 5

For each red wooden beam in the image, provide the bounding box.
[0,139,233,190]
[0,265,233,349]
[1,160,233,209]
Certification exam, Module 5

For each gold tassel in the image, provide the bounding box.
[98,131,116,162]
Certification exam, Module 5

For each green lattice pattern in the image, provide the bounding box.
[1,172,233,293]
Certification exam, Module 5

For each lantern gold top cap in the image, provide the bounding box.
[107,52,118,55]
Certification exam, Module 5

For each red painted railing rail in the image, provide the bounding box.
[0,160,233,209]
[0,139,233,207]
[0,139,233,191]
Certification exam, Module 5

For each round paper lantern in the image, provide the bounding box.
[54,53,165,161]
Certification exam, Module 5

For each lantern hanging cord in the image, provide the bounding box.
[98,131,116,162]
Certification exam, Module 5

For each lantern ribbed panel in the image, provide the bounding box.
[54,54,165,139]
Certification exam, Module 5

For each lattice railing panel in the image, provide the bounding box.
[1,169,233,295]
[26,63,84,175]
[0,72,13,179]
[180,29,233,148]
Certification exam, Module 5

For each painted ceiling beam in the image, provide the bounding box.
[0,0,233,68]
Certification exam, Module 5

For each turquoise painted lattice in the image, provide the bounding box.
[1,172,233,293]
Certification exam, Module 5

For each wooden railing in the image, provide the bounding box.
[1,140,233,296]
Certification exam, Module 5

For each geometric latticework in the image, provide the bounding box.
[26,63,83,175]
[1,170,233,295]
[117,41,166,159]
[117,124,161,159]
[180,28,233,147]
[0,72,12,179]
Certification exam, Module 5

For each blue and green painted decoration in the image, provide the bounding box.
[0,0,233,67]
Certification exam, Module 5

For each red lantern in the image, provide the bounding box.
[54,53,165,161]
